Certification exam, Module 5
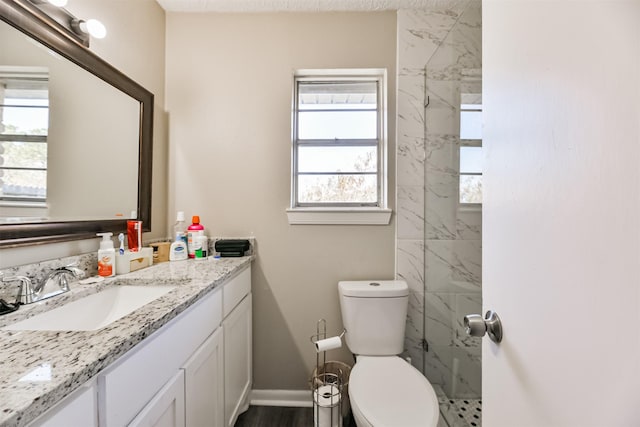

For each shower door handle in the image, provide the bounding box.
[464,310,503,343]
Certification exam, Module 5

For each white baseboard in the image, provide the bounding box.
[250,389,313,407]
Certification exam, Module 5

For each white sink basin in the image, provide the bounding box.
[3,285,175,331]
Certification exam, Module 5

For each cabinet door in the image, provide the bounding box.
[128,370,185,427]
[29,379,97,427]
[183,327,224,427]
[223,293,252,427]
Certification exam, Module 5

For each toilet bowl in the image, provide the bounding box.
[338,280,440,427]
[348,356,439,427]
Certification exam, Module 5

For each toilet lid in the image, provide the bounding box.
[349,356,439,427]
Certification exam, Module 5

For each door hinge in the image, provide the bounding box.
[421,339,429,352]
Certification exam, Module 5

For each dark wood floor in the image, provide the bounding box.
[235,406,356,427]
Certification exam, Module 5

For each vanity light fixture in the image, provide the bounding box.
[25,0,106,46]
[71,18,107,39]
[45,0,68,6]
[31,0,68,6]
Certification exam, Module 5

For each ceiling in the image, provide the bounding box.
[156,0,458,12]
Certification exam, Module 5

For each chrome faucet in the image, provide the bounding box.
[0,265,84,305]
[33,265,85,302]
[1,273,35,305]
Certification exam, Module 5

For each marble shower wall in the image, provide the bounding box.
[396,1,482,398]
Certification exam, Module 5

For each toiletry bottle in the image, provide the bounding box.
[195,234,208,261]
[127,220,142,252]
[97,232,116,277]
[187,216,205,259]
[174,211,188,246]
[169,235,188,261]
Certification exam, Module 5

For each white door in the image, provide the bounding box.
[224,294,252,427]
[483,1,640,426]
[128,371,185,427]
[183,327,224,427]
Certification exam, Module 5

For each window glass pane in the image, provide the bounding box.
[298,81,377,110]
[460,146,482,173]
[298,111,377,139]
[460,174,482,204]
[460,110,482,140]
[0,169,47,198]
[0,141,47,168]
[298,174,377,204]
[298,146,377,173]
[1,101,49,135]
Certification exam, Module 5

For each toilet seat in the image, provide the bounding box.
[349,356,439,427]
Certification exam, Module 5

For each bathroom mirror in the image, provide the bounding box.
[0,1,153,247]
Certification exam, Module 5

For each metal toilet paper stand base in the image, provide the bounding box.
[310,319,346,427]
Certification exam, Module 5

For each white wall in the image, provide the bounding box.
[0,0,167,268]
[165,12,397,390]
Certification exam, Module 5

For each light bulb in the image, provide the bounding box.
[46,0,68,6]
[80,19,106,39]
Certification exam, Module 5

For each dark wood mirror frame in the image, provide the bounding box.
[0,0,153,248]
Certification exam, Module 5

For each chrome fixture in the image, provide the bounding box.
[464,310,503,343]
[24,0,106,46]
[0,265,84,305]
[34,265,85,301]
[31,0,68,7]
[1,273,36,305]
[70,18,106,39]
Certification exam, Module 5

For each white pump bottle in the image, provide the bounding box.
[97,232,116,277]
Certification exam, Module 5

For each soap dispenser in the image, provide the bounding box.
[97,232,116,277]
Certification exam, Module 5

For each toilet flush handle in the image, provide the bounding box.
[463,310,503,343]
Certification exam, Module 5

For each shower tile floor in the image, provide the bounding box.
[434,385,482,427]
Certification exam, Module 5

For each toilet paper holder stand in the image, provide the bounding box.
[310,319,345,427]
[310,320,346,353]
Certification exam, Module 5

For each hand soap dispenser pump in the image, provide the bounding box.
[97,232,116,277]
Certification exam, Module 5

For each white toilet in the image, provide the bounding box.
[339,280,439,427]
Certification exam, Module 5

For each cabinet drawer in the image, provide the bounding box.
[99,288,222,427]
[223,265,251,318]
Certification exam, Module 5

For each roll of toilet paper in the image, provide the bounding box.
[314,336,342,353]
[313,384,341,427]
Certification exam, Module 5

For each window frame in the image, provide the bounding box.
[458,73,483,209]
[458,140,482,208]
[287,69,391,225]
[0,70,49,206]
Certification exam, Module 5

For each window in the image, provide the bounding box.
[0,68,49,205]
[288,69,391,225]
[459,83,482,205]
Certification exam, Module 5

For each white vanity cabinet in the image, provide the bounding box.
[25,264,252,427]
[222,267,252,427]
[98,284,224,427]
[98,267,251,427]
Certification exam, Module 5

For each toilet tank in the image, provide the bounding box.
[338,280,409,356]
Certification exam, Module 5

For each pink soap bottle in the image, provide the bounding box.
[187,215,205,258]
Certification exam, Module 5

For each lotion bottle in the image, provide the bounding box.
[169,234,188,261]
[97,232,116,277]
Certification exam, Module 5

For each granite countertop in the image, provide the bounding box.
[0,256,252,427]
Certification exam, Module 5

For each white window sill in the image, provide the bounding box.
[286,208,392,225]
[0,200,48,208]
[458,203,482,213]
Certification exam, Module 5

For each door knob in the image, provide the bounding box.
[463,310,503,343]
